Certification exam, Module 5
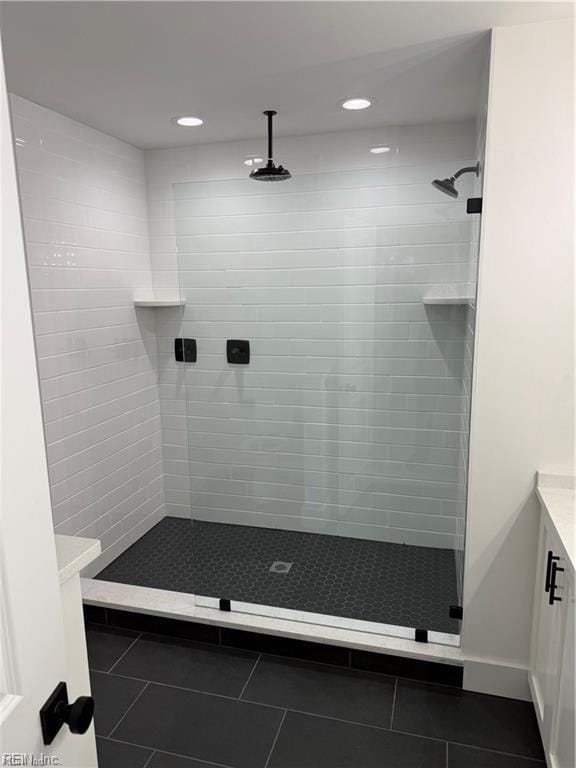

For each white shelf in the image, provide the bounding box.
[134,298,185,308]
[422,295,474,306]
[422,286,475,306]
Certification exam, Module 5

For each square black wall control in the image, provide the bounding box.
[174,338,197,363]
[227,339,250,364]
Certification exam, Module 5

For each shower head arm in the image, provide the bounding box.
[453,163,480,180]
[264,110,277,164]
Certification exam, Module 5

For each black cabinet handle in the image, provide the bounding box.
[548,560,565,605]
[545,550,560,592]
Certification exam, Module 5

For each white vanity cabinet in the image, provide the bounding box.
[529,475,575,768]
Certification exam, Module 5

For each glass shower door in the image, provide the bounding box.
[172,157,477,646]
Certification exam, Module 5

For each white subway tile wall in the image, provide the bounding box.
[12,98,479,570]
[11,96,165,570]
[146,123,478,549]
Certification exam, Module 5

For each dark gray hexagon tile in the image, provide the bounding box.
[448,743,545,767]
[267,711,446,768]
[393,680,544,760]
[86,624,139,672]
[113,682,284,768]
[242,655,395,727]
[90,671,146,737]
[96,737,152,768]
[113,632,258,696]
[96,517,459,633]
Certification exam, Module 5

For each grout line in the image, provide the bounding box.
[264,710,287,768]
[107,633,142,673]
[444,741,545,764]
[108,681,149,739]
[105,735,235,768]
[389,678,398,729]
[141,750,156,768]
[238,654,261,699]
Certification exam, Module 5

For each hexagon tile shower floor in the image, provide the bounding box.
[96,518,459,634]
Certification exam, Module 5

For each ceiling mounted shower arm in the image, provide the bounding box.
[265,110,276,165]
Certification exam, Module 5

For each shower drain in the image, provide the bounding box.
[269,561,293,574]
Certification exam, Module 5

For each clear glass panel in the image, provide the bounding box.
[173,146,480,642]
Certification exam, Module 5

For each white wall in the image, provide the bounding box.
[10,96,165,572]
[146,122,478,548]
[462,18,574,699]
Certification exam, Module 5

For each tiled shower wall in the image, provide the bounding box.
[146,123,478,548]
[11,96,165,572]
[13,96,479,560]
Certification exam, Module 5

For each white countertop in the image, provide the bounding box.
[536,473,575,571]
[55,534,101,584]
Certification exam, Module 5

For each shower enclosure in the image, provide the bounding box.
[98,128,482,646]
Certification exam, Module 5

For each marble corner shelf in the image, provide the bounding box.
[422,288,475,306]
[133,297,185,308]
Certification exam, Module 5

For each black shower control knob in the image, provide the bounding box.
[227,339,250,364]
[58,695,95,735]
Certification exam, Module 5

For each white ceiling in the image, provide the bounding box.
[0,1,572,149]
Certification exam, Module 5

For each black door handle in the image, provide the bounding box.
[40,682,94,745]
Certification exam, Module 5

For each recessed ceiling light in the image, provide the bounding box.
[173,116,204,127]
[370,145,391,154]
[244,156,264,167]
[341,98,372,111]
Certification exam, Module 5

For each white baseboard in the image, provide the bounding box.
[463,658,531,701]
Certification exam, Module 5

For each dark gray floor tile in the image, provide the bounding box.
[113,682,284,768]
[268,711,446,768]
[113,633,258,696]
[90,671,146,737]
[95,737,152,768]
[393,680,544,760]
[448,743,545,767]
[86,625,139,672]
[243,655,395,727]
[148,753,225,768]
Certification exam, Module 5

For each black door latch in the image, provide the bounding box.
[40,681,94,745]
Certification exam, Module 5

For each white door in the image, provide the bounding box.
[0,41,95,766]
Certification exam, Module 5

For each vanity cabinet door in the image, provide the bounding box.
[529,520,568,750]
[549,578,575,768]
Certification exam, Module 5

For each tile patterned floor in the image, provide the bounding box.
[96,517,459,633]
[87,621,544,768]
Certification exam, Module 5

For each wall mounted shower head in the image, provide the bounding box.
[250,110,292,182]
[432,162,480,198]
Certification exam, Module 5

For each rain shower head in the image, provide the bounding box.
[432,162,480,198]
[250,111,292,182]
